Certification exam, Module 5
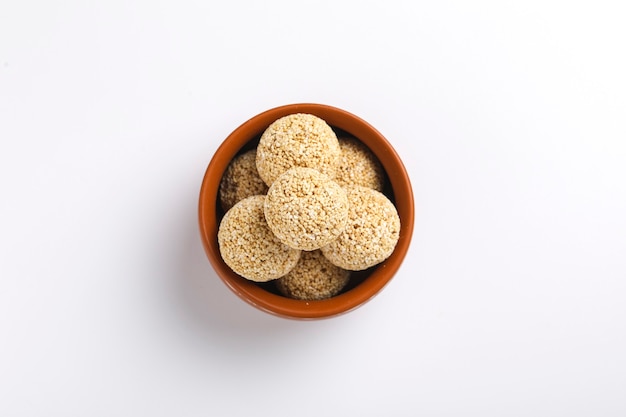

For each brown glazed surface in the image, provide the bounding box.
[198,103,414,319]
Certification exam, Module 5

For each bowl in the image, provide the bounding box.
[198,103,414,319]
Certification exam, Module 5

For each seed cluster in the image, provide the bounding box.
[219,149,268,212]
[256,113,341,186]
[217,113,400,300]
[320,185,400,271]
[276,250,350,300]
[265,167,348,251]
[217,195,300,282]
[335,137,386,192]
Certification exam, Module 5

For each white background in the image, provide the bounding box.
[1,1,625,416]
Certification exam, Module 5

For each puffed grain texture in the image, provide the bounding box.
[321,185,400,271]
[218,195,300,282]
[256,113,341,186]
[264,167,348,251]
[276,250,350,300]
[335,137,385,191]
[219,150,269,212]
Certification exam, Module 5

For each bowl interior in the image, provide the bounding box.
[198,103,414,319]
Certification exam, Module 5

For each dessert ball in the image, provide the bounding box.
[321,185,400,270]
[219,149,268,212]
[264,167,348,251]
[335,137,386,191]
[218,195,300,282]
[256,113,341,186]
[276,250,350,300]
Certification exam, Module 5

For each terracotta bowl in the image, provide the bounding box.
[198,103,414,319]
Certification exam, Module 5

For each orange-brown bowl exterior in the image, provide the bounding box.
[198,103,414,319]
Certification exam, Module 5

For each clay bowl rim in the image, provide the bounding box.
[198,103,414,320]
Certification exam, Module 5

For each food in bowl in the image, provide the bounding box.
[216,113,400,300]
[335,137,386,192]
[217,195,300,282]
[218,149,268,212]
[319,185,400,271]
[264,167,349,251]
[199,103,414,319]
[256,113,341,185]
[275,250,350,300]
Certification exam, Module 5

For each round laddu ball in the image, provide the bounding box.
[320,185,400,271]
[335,137,386,192]
[264,167,349,251]
[218,195,301,282]
[256,113,341,186]
[219,149,269,212]
[276,250,350,300]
